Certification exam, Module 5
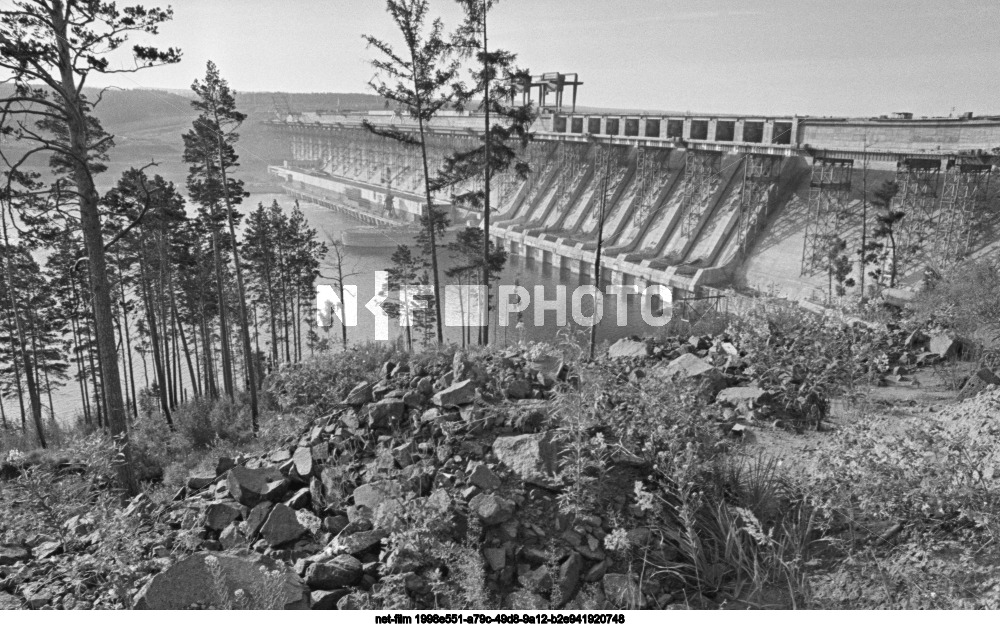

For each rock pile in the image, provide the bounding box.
[131,348,682,610]
[606,324,972,431]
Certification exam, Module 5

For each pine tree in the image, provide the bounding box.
[439,0,536,344]
[386,245,423,352]
[188,61,259,431]
[446,227,506,345]
[364,0,461,345]
[0,0,181,495]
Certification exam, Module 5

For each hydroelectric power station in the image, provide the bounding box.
[266,73,1000,309]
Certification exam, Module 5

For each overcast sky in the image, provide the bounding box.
[92,0,1000,117]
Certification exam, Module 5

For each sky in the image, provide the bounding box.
[88,0,1000,117]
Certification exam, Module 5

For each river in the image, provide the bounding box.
[2,193,656,427]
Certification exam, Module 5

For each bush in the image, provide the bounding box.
[725,303,892,422]
[911,257,1000,367]
[262,342,398,416]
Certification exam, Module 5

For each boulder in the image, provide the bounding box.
[260,503,307,547]
[504,379,533,400]
[483,547,506,571]
[930,334,960,359]
[584,560,607,583]
[469,493,515,526]
[608,338,649,359]
[655,353,717,380]
[352,480,403,511]
[204,502,241,531]
[0,544,30,566]
[521,565,553,593]
[292,447,313,478]
[186,473,217,491]
[401,390,424,409]
[323,515,349,535]
[0,591,21,609]
[556,552,583,608]
[416,376,434,396]
[716,387,769,406]
[432,379,476,407]
[468,463,501,491]
[506,589,549,610]
[133,552,308,610]
[310,588,351,610]
[305,554,363,589]
[367,399,406,429]
[344,381,373,406]
[226,466,283,507]
[453,352,487,384]
[337,592,371,610]
[269,449,292,464]
[219,522,248,550]
[958,368,1000,401]
[34,540,62,560]
[327,529,387,556]
[529,353,566,382]
[244,501,273,538]
[492,432,558,486]
[904,329,929,350]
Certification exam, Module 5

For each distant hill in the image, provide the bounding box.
[0,88,390,192]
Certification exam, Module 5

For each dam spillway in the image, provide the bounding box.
[266,107,1000,306]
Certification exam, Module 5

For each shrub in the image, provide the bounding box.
[910,257,1000,365]
[262,342,398,415]
[726,303,892,422]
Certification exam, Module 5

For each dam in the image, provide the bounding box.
[265,76,1000,308]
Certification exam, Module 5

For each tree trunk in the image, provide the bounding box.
[0,225,46,447]
[3,306,28,431]
[117,263,139,417]
[210,226,235,398]
[51,2,137,491]
[415,113,444,344]
[212,102,259,427]
[262,250,280,367]
[83,318,103,428]
[174,301,200,399]
[138,254,173,428]
[480,6,492,346]
[589,152,610,360]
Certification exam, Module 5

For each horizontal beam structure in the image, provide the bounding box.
[269,107,1000,160]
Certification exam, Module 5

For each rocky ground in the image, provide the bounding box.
[0,325,995,610]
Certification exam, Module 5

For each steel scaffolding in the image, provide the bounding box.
[737,154,783,254]
[935,162,994,265]
[679,151,722,238]
[800,157,854,275]
[892,158,941,276]
[635,147,668,224]
[551,141,588,218]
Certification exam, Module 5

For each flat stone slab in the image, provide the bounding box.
[608,338,649,358]
[133,551,308,609]
[716,387,769,406]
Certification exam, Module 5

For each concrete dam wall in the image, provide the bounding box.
[267,109,1000,304]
